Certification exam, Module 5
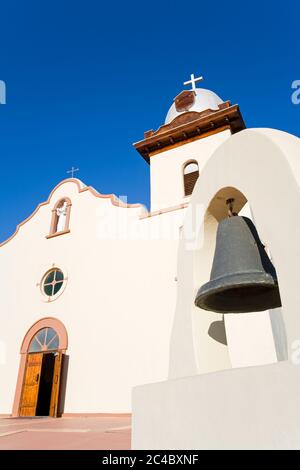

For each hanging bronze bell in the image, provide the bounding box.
[195,216,282,313]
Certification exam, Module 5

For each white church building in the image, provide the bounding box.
[1,74,300,449]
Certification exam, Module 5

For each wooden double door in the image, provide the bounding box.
[19,352,63,417]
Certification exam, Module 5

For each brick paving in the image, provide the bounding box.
[0,415,131,450]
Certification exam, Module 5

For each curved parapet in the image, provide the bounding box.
[0,178,146,247]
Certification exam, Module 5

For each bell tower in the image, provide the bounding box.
[134,74,245,212]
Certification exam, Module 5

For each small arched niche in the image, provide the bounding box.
[48,198,72,238]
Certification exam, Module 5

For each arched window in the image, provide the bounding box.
[28,327,59,353]
[183,161,199,196]
[48,198,71,237]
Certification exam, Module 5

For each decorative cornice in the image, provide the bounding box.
[133,102,245,162]
[0,179,145,248]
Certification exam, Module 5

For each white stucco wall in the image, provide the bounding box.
[0,180,186,414]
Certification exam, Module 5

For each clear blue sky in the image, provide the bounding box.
[0,0,299,242]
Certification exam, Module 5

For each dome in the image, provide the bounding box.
[165,88,224,124]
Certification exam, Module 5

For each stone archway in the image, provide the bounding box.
[12,317,68,417]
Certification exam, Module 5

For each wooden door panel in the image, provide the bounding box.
[19,406,36,417]
[19,353,43,417]
[49,353,63,417]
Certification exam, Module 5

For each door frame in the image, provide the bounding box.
[12,317,68,417]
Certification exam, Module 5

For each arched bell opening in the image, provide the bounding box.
[192,186,248,297]
[169,129,300,380]
[193,186,287,369]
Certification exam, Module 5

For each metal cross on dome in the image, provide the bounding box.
[67,166,79,178]
[183,73,204,92]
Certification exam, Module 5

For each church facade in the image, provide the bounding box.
[0,79,287,418]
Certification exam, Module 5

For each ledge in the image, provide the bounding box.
[132,361,299,449]
[139,202,188,219]
[46,229,71,239]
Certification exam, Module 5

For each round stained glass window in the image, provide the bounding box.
[42,269,65,298]
[28,327,59,353]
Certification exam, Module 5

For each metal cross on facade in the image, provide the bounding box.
[67,166,80,178]
[183,73,204,92]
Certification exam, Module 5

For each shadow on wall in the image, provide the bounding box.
[57,355,69,417]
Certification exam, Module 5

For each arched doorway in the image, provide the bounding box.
[12,318,68,417]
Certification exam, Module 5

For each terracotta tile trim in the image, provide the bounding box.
[0,178,145,248]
